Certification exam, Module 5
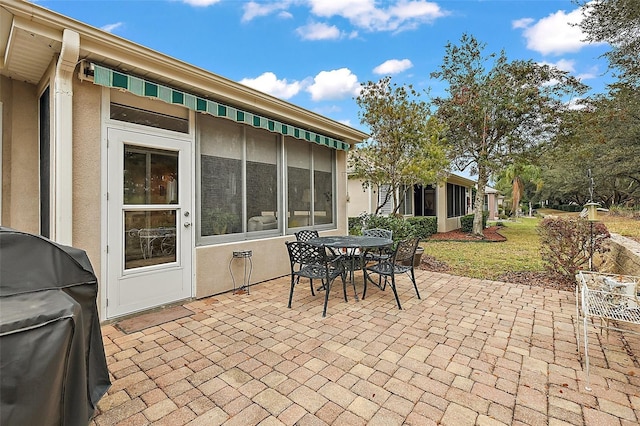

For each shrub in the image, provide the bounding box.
[538,217,610,279]
[348,216,363,235]
[460,212,489,233]
[363,214,416,242]
[406,216,437,240]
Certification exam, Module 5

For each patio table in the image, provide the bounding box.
[307,235,393,300]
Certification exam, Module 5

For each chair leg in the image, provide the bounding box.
[322,277,332,317]
[342,276,349,302]
[361,268,369,300]
[389,274,402,310]
[288,275,297,308]
[410,268,420,299]
[350,272,358,301]
[309,278,316,297]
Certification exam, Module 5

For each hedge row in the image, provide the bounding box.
[348,214,437,241]
[550,204,583,212]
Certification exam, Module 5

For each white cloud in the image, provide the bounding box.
[242,1,293,22]
[515,8,603,55]
[539,60,598,83]
[373,58,413,75]
[539,59,576,73]
[307,68,361,101]
[308,0,447,32]
[512,18,534,29]
[101,22,123,33]
[296,22,342,40]
[566,97,587,110]
[576,72,597,81]
[239,72,303,99]
[238,0,447,33]
[181,0,221,6]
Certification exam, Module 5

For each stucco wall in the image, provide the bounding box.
[72,79,103,278]
[0,76,39,233]
[347,179,371,218]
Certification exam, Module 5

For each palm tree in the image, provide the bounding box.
[498,164,543,217]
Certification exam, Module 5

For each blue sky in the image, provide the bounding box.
[38,0,612,132]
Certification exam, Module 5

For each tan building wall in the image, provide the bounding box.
[347,179,373,218]
[0,76,40,234]
[72,80,103,280]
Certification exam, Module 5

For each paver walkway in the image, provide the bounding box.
[91,270,640,425]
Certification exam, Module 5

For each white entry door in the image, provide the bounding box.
[107,128,192,318]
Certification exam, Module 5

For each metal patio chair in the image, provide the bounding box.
[362,237,421,310]
[285,241,347,317]
[294,230,319,242]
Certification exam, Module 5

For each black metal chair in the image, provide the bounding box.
[295,230,319,242]
[363,228,393,240]
[362,237,421,309]
[362,228,393,263]
[285,241,347,317]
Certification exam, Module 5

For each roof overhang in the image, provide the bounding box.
[446,173,477,187]
[0,0,369,146]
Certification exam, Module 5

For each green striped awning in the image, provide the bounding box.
[92,64,350,151]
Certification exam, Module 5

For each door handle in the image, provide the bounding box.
[184,222,191,228]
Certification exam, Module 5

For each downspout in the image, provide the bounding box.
[53,29,79,245]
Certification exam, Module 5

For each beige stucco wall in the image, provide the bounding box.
[347,178,372,218]
[195,145,349,298]
[0,76,39,234]
[72,79,103,279]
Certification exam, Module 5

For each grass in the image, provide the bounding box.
[421,217,544,280]
[421,210,639,280]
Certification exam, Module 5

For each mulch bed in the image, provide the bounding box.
[419,225,576,291]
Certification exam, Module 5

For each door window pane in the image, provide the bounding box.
[124,146,178,205]
[124,210,177,269]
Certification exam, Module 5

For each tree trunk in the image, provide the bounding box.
[473,171,488,236]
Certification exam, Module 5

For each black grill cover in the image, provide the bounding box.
[1,227,111,425]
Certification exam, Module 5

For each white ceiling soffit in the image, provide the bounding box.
[2,15,61,85]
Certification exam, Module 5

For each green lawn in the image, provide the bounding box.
[421,217,545,280]
[421,210,639,281]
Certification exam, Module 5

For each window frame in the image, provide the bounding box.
[447,182,467,218]
[196,115,337,246]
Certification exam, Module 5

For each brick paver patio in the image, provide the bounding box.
[91,270,640,425]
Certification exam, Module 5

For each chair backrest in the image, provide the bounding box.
[363,228,393,240]
[393,237,420,264]
[285,241,324,270]
[295,230,319,242]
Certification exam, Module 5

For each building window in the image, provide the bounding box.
[197,114,335,243]
[110,103,189,133]
[39,87,50,238]
[400,185,413,216]
[447,183,466,218]
[286,138,335,228]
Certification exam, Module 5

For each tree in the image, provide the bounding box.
[350,77,450,214]
[431,33,587,236]
[495,163,543,217]
[577,0,640,85]
[539,87,640,207]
